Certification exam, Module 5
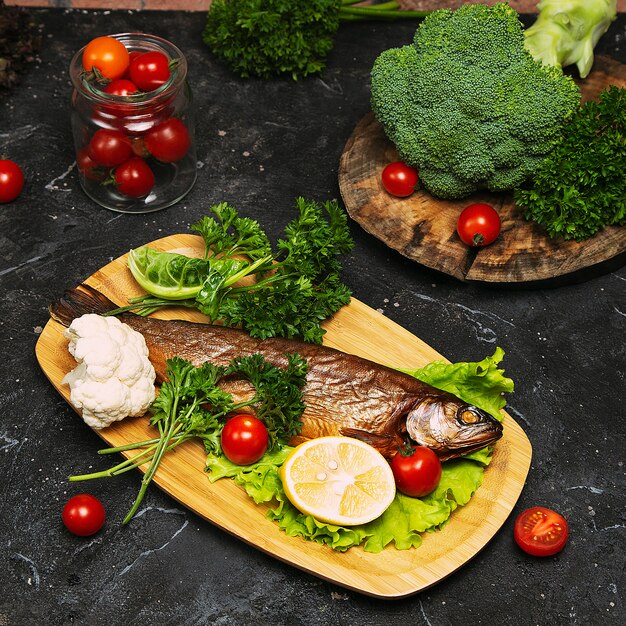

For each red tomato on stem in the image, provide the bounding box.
[457,203,501,247]
[103,79,140,97]
[88,129,133,167]
[62,494,106,537]
[113,157,155,198]
[221,415,269,465]
[145,118,191,162]
[390,445,442,497]
[0,159,24,203]
[129,51,171,91]
[77,148,106,182]
[100,80,141,118]
[122,51,143,80]
[82,36,129,81]
[381,161,419,197]
[514,506,569,557]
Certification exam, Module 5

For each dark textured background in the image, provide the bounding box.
[1,9,624,626]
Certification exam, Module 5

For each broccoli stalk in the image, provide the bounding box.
[370,2,581,200]
[339,0,427,21]
[524,0,617,79]
[203,0,430,80]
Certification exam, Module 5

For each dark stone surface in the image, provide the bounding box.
[1,8,624,626]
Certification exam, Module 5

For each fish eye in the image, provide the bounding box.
[459,408,481,424]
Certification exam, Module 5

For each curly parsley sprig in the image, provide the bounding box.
[116,197,354,344]
[202,0,428,80]
[515,85,626,241]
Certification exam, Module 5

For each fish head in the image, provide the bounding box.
[405,393,503,460]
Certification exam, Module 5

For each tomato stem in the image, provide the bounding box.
[397,441,415,457]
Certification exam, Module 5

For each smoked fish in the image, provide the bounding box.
[50,285,503,460]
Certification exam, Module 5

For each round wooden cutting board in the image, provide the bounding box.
[339,56,626,285]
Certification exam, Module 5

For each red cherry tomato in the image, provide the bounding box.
[0,159,24,203]
[62,494,106,537]
[101,80,141,118]
[129,51,171,91]
[221,415,269,465]
[82,36,129,81]
[103,79,140,96]
[113,157,155,198]
[144,118,191,162]
[77,148,106,182]
[514,506,569,557]
[381,161,419,197]
[456,203,501,247]
[88,129,133,167]
[122,51,143,80]
[390,445,442,497]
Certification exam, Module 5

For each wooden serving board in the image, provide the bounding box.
[339,55,626,284]
[35,234,532,598]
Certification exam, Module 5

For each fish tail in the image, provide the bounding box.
[49,284,117,327]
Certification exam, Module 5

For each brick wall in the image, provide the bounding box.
[0,1,559,12]
[4,0,626,12]
[6,0,212,8]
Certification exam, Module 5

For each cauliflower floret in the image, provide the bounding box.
[129,377,158,416]
[70,333,122,381]
[65,313,110,344]
[115,343,148,386]
[68,378,133,430]
[62,314,156,429]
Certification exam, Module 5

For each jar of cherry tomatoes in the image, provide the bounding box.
[69,33,196,213]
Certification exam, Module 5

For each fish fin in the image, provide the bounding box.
[340,427,399,452]
[49,284,117,327]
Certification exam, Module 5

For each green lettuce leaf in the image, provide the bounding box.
[205,348,513,551]
[403,346,514,420]
[206,447,291,504]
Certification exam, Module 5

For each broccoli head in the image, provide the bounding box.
[370,2,581,199]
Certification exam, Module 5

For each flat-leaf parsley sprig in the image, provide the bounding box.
[69,352,308,523]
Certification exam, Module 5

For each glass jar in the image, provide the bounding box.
[69,33,197,213]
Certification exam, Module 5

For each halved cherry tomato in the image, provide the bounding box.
[381,161,419,197]
[113,157,155,198]
[0,159,24,203]
[390,445,442,497]
[62,494,106,537]
[129,51,171,91]
[514,506,569,557]
[457,203,501,247]
[82,36,130,81]
[221,415,268,465]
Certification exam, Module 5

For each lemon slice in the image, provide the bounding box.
[280,436,396,526]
